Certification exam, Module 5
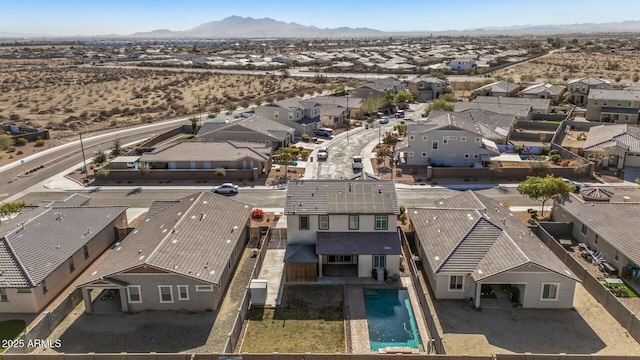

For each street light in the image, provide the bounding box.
[78,131,88,181]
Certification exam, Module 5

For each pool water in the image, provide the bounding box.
[363,288,422,351]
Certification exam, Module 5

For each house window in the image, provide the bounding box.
[409,135,415,141]
[127,285,142,303]
[418,83,424,89]
[473,154,479,159]
[375,215,388,230]
[69,258,75,273]
[443,137,448,144]
[541,283,559,300]
[464,153,470,159]
[461,136,467,142]
[0,289,8,302]
[422,135,428,141]
[328,255,352,263]
[581,224,587,236]
[373,255,386,269]
[177,285,189,300]
[299,215,309,230]
[408,151,414,157]
[42,280,47,294]
[349,215,359,230]
[83,245,89,260]
[158,285,173,303]
[449,275,463,291]
[421,152,428,157]
[273,111,279,119]
[17,288,31,293]
[475,137,481,142]
[319,215,329,230]
[195,285,213,292]
[432,141,439,150]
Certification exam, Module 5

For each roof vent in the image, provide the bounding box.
[378,189,382,194]
[138,249,142,254]
[200,212,206,221]
[311,192,314,197]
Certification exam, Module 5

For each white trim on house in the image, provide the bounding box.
[449,275,464,292]
[158,285,174,303]
[127,285,142,303]
[177,285,189,301]
[195,285,214,292]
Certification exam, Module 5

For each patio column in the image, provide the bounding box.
[318,254,323,277]
[119,288,128,312]
[82,287,92,314]
[474,283,481,309]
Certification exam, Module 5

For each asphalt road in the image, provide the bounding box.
[0,119,190,202]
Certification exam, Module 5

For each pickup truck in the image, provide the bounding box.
[352,156,363,170]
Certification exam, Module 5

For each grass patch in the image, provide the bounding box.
[241,286,344,353]
[0,320,26,352]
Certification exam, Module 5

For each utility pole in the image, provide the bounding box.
[346,94,350,144]
[79,132,88,181]
[197,94,202,121]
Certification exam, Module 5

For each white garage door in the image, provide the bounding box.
[625,153,640,167]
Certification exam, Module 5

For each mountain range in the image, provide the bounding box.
[3,16,640,39]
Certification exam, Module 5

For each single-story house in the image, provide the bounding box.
[583,124,640,170]
[197,115,295,149]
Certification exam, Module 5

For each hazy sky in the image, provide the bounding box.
[3,0,640,36]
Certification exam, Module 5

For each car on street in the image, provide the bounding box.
[395,110,405,118]
[317,147,328,160]
[213,183,239,194]
[379,116,390,124]
[562,178,582,193]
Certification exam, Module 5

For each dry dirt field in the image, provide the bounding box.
[0,66,340,140]
[494,51,640,84]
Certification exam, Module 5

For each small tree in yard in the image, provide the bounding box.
[190,116,199,134]
[93,149,107,165]
[111,138,123,157]
[517,175,575,217]
[488,162,503,180]
[138,165,150,177]
[215,168,226,177]
[273,148,295,179]
[0,200,26,217]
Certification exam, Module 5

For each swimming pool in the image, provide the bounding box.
[363,288,422,352]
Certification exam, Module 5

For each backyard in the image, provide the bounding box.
[240,285,345,353]
[0,320,26,352]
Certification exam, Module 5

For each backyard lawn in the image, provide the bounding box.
[240,286,344,353]
[0,320,26,352]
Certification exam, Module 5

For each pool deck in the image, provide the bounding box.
[346,276,431,354]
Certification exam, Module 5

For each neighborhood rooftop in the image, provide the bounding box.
[139,140,271,162]
[411,191,579,282]
[284,179,399,215]
[78,192,252,286]
[588,89,640,101]
[584,124,640,152]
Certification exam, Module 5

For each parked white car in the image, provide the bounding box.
[317,147,328,160]
[213,183,239,194]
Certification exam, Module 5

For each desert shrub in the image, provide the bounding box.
[35,139,45,147]
[251,208,265,220]
[299,149,310,160]
[6,146,16,153]
[215,168,226,177]
[548,149,559,156]
[549,154,561,163]
[15,137,28,146]
[16,150,23,155]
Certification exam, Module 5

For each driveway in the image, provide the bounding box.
[624,166,640,183]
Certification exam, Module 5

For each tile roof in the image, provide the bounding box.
[198,115,294,140]
[284,180,399,215]
[409,76,446,84]
[569,76,611,85]
[274,97,319,110]
[310,96,364,109]
[425,109,515,140]
[316,231,401,255]
[78,192,252,286]
[473,96,551,110]
[473,81,520,94]
[454,101,531,118]
[410,191,578,282]
[588,89,640,101]
[139,141,271,163]
[0,205,128,288]
[554,194,640,266]
[519,83,566,96]
[584,124,640,153]
[283,244,317,263]
[49,193,91,207]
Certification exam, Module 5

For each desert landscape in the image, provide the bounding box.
[0,66,342,140]
[494,50,640,84]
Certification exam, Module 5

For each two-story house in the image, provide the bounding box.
[197,115,295,149]
[283,180,401,283]
[310,95,364,127]
[472,96,551,115]
[568,76,612,105]
[407,76,447,102]
[472,81,520,98]
[454,99,533,120]
[411,191,579,309]
[449,57,476,71]
[585,89,640,124]
[254,97,321,136]
[396,109,515,167]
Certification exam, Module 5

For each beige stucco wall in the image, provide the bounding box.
[287,214,396,244]
[405,128,492,167]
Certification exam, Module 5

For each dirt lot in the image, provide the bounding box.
[0,67,340,140]
[436,283,640,356]
[494,51,640,84]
